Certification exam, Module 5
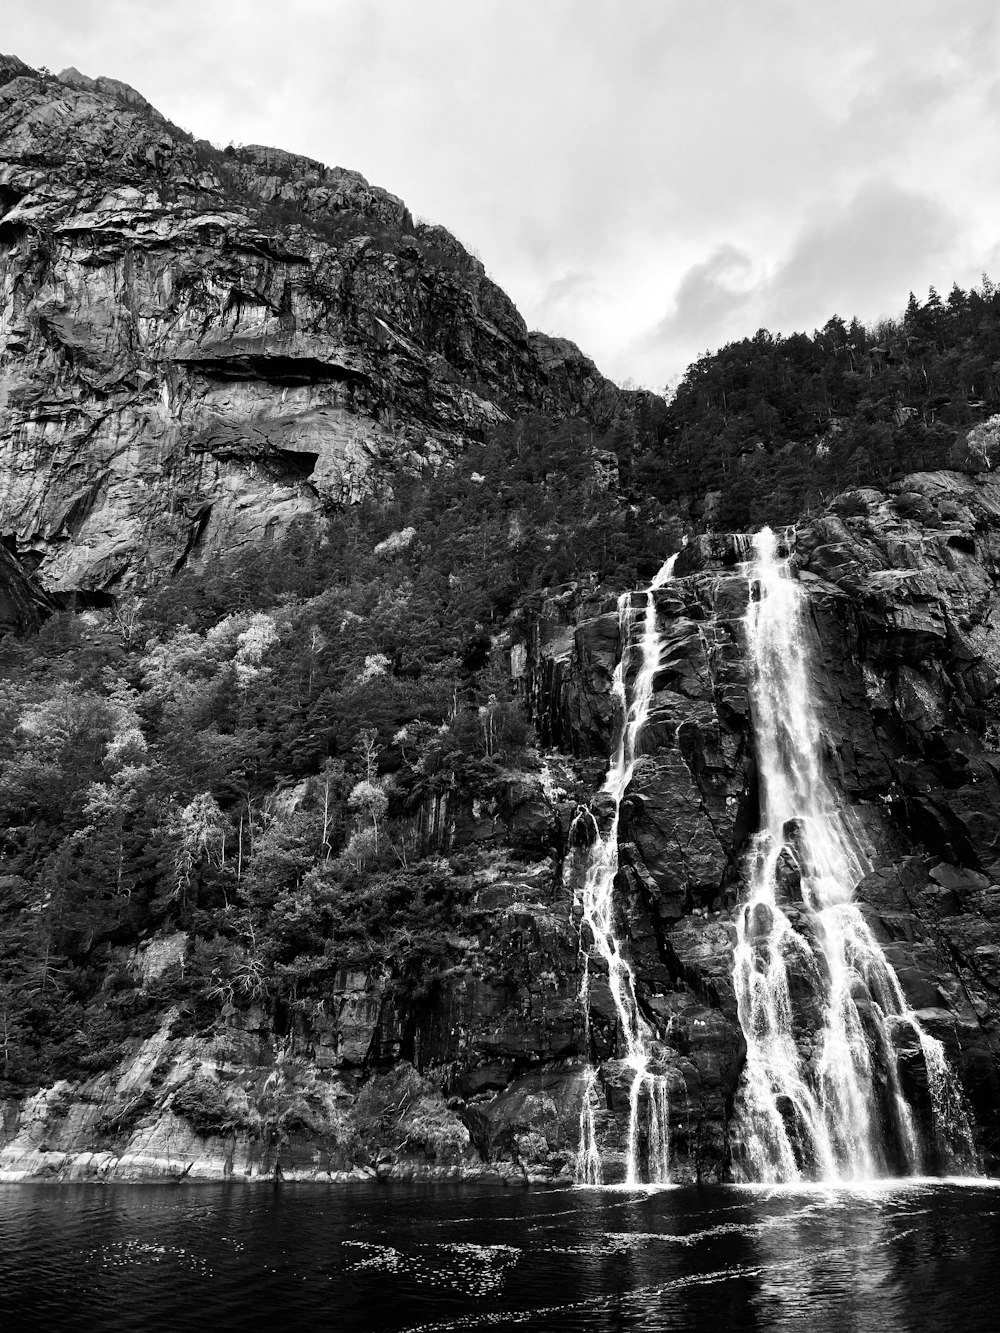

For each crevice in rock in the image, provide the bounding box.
[50,474,107,540]
[49,588,117,611]
[183,353,366,385]
[0,218,25,245]
[265,448,319,483]
[0,183,24,216]
[172,503,213,574]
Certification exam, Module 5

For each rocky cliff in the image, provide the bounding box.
[487,467,1000,1181]
[3,53,1000,1187]
[6,468,1000,1183]
[0,54,632,592]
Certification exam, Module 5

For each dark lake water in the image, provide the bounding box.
[2,1177,998,1331]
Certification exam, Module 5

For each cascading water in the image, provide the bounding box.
[575,554,677,1187]
[732,527,977,1182]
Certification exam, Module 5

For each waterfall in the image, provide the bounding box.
[575,554,677,1186]
[732,527,977,1182]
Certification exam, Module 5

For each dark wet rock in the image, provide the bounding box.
[527,593,621,755]
[459,1063,587,1179]
[514,469,1000,1178]
[0,542,52,635]
[774,847,804,904]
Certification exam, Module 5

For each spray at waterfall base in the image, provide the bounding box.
[569,531,978,1186]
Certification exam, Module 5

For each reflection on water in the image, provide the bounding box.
[1,1179,999,1331]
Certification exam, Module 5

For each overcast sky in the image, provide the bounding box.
[7,0,1000,389]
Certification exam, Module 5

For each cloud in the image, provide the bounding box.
[534,271,605,331]
[637,183,962,380]
[650,245,758,351]
[764,182,959,329]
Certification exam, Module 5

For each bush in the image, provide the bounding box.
[171,1075,247,1136]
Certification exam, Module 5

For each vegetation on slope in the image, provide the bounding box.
[629,277,1000,528]
[0,413,668,1093]
[3,275,1000,1097]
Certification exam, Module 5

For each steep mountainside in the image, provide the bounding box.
[4,468,1000,1183]
[0,54,632,592]
[3,55,1000,1186]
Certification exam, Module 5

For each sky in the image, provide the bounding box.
[7,0,1000,391]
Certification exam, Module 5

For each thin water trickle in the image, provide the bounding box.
[732,528,978,1183]
[575,554,678,1186]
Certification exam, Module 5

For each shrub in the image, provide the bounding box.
[171,1075,247,1135]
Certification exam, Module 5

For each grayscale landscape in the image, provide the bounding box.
[2,5,1000,1329]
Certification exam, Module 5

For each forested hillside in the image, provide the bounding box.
[0,408,675,1096]
[5,273,1000,1103]
[630,278,1000,528]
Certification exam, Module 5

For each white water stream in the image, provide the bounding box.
[576,554,678,1186]
[574,529,976,1187]
[732,528,977,1182]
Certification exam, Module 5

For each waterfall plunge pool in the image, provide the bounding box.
[3,1177,1000,1330]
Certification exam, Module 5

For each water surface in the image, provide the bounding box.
[2,1178,997,1331]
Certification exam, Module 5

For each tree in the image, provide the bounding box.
[169,792,230,911]
[956,415,1000,471]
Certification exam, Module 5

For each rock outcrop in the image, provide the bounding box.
[515,472,1000,1178]
[791,471,1000,1153]
[7,469,1000,1181]
[0,538,50,634]
[0,55,636,592]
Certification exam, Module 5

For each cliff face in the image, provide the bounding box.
[3,54,1000,1186]
[9,469,1000,1184]
[516,469,1000,1179]
[0,55,630,592]
[794,471,1000,1151]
